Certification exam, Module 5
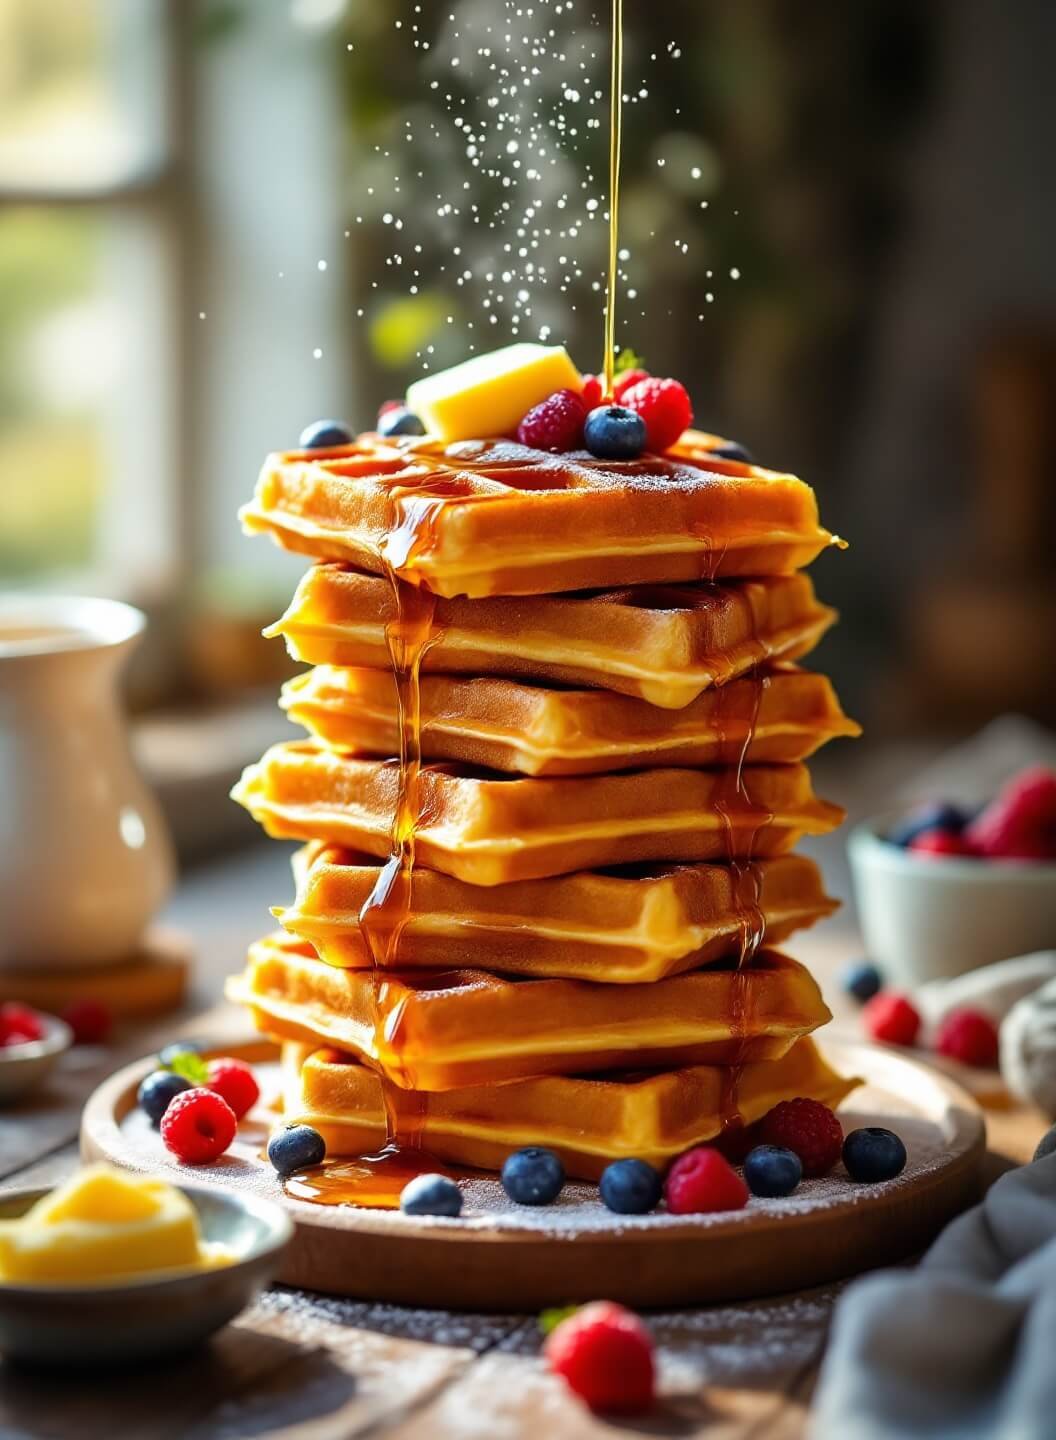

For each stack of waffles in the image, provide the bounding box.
[228,427,860,1184]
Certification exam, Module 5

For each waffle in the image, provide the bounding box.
[268,564,835,709]
[281,846,838,983]
[279,1038,859,1180]
[228,933,831,1088]
[281,663,860,776]
[233,743,845,884]
[240,432,836,599]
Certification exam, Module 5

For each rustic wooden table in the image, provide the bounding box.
[1,838,1047,1440]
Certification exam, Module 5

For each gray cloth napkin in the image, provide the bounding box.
[811,1153,1056,1440]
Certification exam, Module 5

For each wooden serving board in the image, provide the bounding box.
[81,1037,985,1312]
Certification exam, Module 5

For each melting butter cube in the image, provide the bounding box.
[0,1165,229,1285]
[406,343,582,442]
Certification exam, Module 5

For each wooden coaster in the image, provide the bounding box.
[81,1036,986,1310]
[0,929,191,1019]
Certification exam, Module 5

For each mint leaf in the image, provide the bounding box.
[614,346,644,374]
[166,1050,209,1085]
[539,1305,580,1336]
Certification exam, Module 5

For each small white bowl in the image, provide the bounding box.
[849,819,1056,987]
[0,1012,72,1105]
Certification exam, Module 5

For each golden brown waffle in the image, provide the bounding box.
[282,846,838,982]
[269,564,835,709]
[228,933,831,1088]
[281,663,860,775]
[240,433,836,599]
[280,1038,860,1180]
[232,742,845,884]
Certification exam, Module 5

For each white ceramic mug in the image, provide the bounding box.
[0,596,174,969]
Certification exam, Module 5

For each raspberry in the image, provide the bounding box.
[862,991,921,1048]
[612,367,649,400]
[758,1099,843,1178]
[580,374,604,408]
[935,1007,999,1068]
[517,388,586,452]
[967,766,1056,860]
[161,1087,237,1164]
[0,1003,45,1046]
[545,1301,654,1414]
[621,377,693,452]
[61,998,112,1045]
[908,828,976,858]
[207,1058,260,1120]
[377,399,404,422]
[664,1146,749,1214]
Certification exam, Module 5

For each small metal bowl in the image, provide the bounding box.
[0,1183,293,1364]
[0,1012,72,1105]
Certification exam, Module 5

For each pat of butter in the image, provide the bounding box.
[0,1166,233,1286]
[406,343,582,442]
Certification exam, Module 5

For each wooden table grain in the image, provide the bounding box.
[1,841,1047,1440]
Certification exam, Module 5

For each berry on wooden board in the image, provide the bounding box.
[758,1099,843,1178]
[598,1159,662,1215]
[545,1301,655,1415]
[664,1147,749,1214]
[267,1124,326,1178]
[501,1147,566,1206]
[400,1174,463,1217]
[743,1145,803,1198]
[206,1057,260,1120]
[137,1069,193,1127]
[842,1127,907,1183]
[160,1088,237,1165]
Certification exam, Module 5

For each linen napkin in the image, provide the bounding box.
[812,1151,1056,1440]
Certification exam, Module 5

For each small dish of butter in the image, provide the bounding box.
[0,1166,292,1364]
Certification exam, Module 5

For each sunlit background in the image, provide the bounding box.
[1,0,1053,804]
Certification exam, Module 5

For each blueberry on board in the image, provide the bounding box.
[710,440,754,463]
[298,418,354,449]
[267,1124,327,1178]
[583,404,647,460]
[137,1070,193,1126]
[501,1147,566,1206]
[599,1158,663,1215]
[377,406,426,438]
[842,1127,907,1183]
[743,1145,803,1198]
[888,802,968,848]
[400,1173,463,1217]
[841,960,883,1004]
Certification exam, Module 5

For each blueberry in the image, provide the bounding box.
[138,1069,192,1126]
[267,1124,327,1177]
[710,440,754,464]
[841,960,883,1004]
[888,802,968,849]
[377,406,426,438]
[400,1173,463,1217]
[842,1127,907,1183]
[599,1158,663,1215]
[501,1147,566,1206]
[583,405,647,460]
[298,418,353,449]
[743,1145,803,1198]
[158,1041,204,1069]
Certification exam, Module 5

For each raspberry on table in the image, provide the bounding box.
[621,377,693,452]
[934,1007,1000,1068]
[516,388,586,452]
[160,1087,237,1164]
[758,1098,843,1178]
[61,999,112,1045]
[545,1301,655,1414]
[967,766,1056,860]
[206,1057,260,1120]
[664,1146,749,1214]
[862,991,921,1048]
[908,828,976,858]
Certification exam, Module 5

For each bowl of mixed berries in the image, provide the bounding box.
[849,766,1056,986]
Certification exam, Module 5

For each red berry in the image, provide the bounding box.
[967,766,1056,861]
[713,1119,762,1165]
[621,377,694,452]
[863,991,921,1048]
[517,388,586,452]
[545,1301,654,1414]
[160,1087,237,1164]
[377,399,404,421]
[207,1057,260,1120]
[909,828,976,858]
[0,1003,45,1046]
[612,367,649,400]
[61,999,112,1045]
[664,1146,749,1214]
[758,1098,844,1178]
[935,1007,1000,1068]
[580,374,604,408]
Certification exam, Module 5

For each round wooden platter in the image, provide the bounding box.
[81,1036,985,1312]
